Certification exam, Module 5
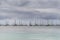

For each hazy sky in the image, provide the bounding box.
[0,0,60,24]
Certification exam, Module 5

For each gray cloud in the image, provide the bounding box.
[2,0,59,8]
[0,0,59,8]
[0,0,59,20]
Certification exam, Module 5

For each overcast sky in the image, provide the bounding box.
[0,0,60,24]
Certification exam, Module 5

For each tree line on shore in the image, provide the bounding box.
[0,20,60,26]
[0,19,60,26]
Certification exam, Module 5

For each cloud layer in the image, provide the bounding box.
[0,0,60,24]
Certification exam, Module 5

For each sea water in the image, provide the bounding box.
[0,26,60,40]
[0,32,60,40]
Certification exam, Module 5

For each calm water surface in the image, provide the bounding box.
[0,26,60,40]
[0,32,60,40]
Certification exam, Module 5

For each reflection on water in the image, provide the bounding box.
[0,32,60,40]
